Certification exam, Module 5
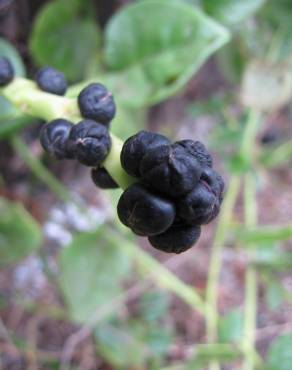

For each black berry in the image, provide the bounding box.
[91,167,118,189]
[140,143,202,197]
[176,139,213,168]
[148,222,201,254]
[117,184,176,237]
[40,119,74,159]
[178,168,224,225]
[120,131,171,177]
[35,67,67,96]
[67,119,111,167]
[0,57,14,86]
[78,83,116,125]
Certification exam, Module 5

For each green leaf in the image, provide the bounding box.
[0,38,25,76]
[95,319,171,368]
[59,228,130,323]
[267,334,292,370]
[104,0,230,107]
[138,291,170,322]
[95,322,148,368]
[203,0,265,26]
[0,38,25,122]
[0,197,42,267]
[265,279,284,311]
[218,309,244,343]
[30,0,101,81]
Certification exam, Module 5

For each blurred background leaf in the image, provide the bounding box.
[30,0,101,81]
[267,334,292,370]
[218,309,244,343]
[0,197,42,267]
[59,228,130,323]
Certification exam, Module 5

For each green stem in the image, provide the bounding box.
[11,136,71,203]
[1,77,135,189]
[205,175,241,370]
[242,174,258,370]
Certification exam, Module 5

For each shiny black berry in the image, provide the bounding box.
[120,130,171,177]
[176,139,213,168]
[148,222,201,254]
[67,119,111,167]
[140,143,202,197]
[78,83,116,125]
[91,167,118,189]
[35,67,67,96]
[40,119,74,159]
[178,168,224,225]
[0,57,14,86]
[117,184,176,237]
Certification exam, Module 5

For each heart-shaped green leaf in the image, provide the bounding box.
[30,0,101,81]
[59,228,130,323]
[104,0,230,107]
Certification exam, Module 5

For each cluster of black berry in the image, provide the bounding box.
[0,57,225,254]
[118,131,224,253]
[0,58,116,182]
[35,67,116,184]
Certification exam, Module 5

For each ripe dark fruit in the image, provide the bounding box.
[78,83,116,125]
[40,119,74,159]
[68,119,111,167]
[148,222,201,254]
[91,167,118,189]
[0,57,14,86]
[35,67,67,96]
[178,168,224,225]
[117,184,176,237]
[176,139,213,168]
[178,181,220,225]
[140,144,202,197]
[120,130,171,177]
[201,167,225,200]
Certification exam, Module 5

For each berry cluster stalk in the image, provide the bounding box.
[0,77,134,189]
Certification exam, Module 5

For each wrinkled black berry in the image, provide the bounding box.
[40,119,74,159]
[178,168,224,225]
[35,67,67,96]
[78,83,116,125]
[148,222,201,254]
[0,57,14,86]
[117,184,176,236]
[140,143,202,197]
[176,139,213,168]
[120,130,171,177]
[91,167,118,189]
[67,119,111,167]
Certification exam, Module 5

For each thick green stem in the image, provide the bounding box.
[0,77,134,189]
[205,175,240,370]
[242,174,258,370]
